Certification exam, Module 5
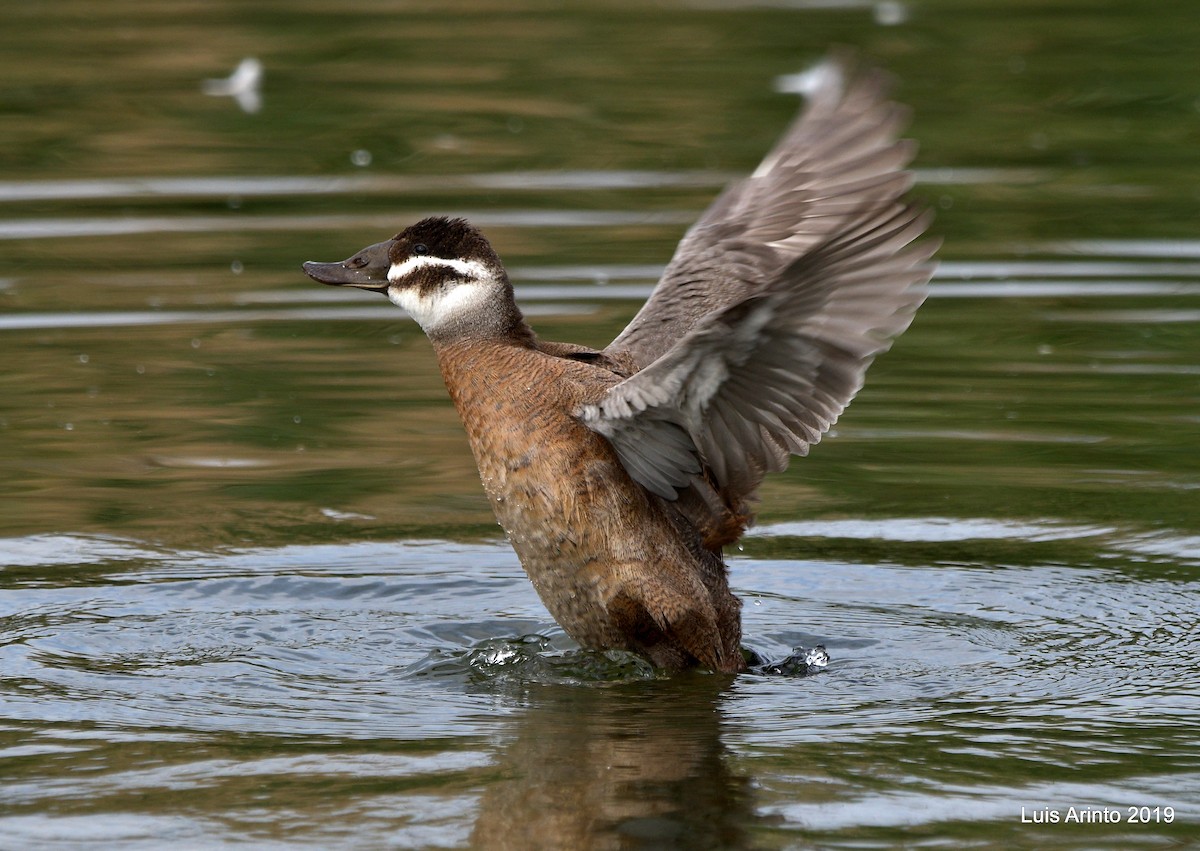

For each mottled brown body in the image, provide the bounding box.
[436,337,744,672]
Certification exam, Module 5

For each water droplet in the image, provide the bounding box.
[292,415,302,424]
[230,260,244,274]
[191,338,201,349]
[351,149,372,167]
[77,353,89,364]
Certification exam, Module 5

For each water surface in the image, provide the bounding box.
[2,0,1198,848]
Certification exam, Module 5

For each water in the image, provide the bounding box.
[2,0,1199,847]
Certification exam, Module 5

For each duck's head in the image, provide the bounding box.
[303,216,526,341]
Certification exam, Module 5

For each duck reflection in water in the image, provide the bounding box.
[470,676,752,849]
[303,53,936,674]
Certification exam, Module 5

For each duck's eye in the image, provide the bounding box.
[412,243,429,256]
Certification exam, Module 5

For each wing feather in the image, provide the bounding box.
[607,52,922,366]
[577,51,936,532]
[579,201,935,502]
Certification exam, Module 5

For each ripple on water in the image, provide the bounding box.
[3,519,1200,849]
[2,520,1198,748]
[729,518,1200,756]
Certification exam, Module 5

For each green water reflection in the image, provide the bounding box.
[1,0,1198,848]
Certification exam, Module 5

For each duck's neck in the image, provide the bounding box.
[409,278,537,349]
[426,312,537,349]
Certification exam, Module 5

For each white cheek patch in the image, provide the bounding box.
[385,255,497,332]
[387,255,490,283]
[388,280,492,331]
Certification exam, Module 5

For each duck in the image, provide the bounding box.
[302,54,936,674]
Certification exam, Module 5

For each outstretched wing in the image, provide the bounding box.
[606,51,917,369]
[580,201,935,502]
